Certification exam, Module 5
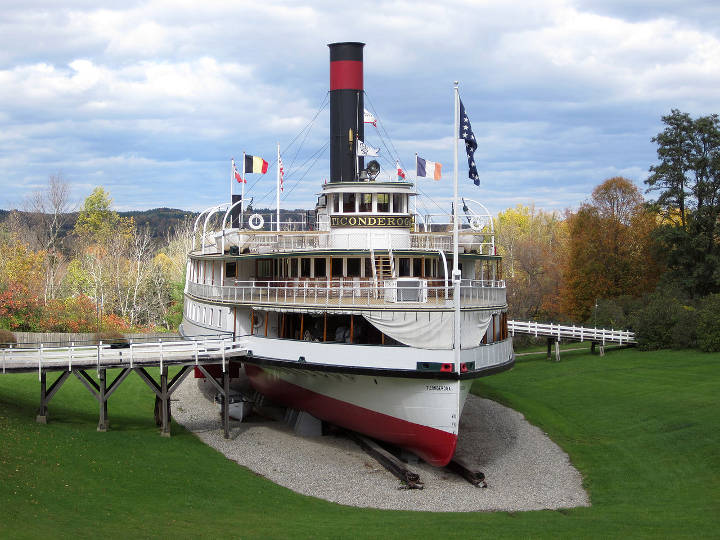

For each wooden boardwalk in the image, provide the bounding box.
[0,338,247,438]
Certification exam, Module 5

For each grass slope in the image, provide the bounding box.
[1,348,718,539]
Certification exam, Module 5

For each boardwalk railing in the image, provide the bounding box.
[1,337,247,377]
[508,320,635,345]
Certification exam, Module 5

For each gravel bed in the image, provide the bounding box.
[172,377,589,512]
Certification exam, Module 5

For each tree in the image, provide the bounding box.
[24,174,72,302]
[560,177,662,321]
[495,205,565,320]
[74,187,121,243]
[646,110,720,297]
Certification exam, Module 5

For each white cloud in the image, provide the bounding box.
[1,0,719,212]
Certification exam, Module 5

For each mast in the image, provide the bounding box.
[241,151,246,228]
[453,82,461,372]
[276,143,281,232]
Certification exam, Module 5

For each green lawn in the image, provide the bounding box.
[1,348,718,539]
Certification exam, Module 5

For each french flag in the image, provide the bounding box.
[416,156,442,180]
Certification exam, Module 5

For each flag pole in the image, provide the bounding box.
[241,151,246,229]
[231,158,234,200]
[452,82,461,374]
[415,153,418,182]
[276,143,281,232]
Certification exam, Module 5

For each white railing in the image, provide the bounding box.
[471,338,514,370]
[187,279,506,309]
[507,320,635,344]
[245,233,329,252]
[198,228,495,256]
[1,338,247,377]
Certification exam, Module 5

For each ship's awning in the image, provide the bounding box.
[362,310,491,350]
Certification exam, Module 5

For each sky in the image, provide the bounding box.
[1,0,719,218]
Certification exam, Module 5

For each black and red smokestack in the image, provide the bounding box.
[329,42,365,182]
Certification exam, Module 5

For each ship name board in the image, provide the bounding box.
[330,215,415,228]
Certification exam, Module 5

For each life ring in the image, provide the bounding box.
[248,214,264,230]
[469,216,484,231]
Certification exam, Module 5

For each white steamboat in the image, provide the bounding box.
[180,42,513,466]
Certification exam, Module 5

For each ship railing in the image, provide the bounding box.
[409,232,495,254]
[199,229,494,255]
[186,278,506,308]
[243,233,329,252]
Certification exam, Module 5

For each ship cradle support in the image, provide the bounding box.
[347,431,487,489]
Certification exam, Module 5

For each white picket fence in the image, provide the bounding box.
[508,320,635,345]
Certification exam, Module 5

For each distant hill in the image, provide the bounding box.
[0,207,198,243]
[0,206,316,244]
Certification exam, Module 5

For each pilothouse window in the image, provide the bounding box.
[377,193,389,212]
[393,193,405,213]
[359,193,372,212]
[342,193,356,213]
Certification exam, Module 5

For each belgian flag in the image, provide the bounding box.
[245,154,269,174]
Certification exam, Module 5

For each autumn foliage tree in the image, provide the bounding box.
[494,205,566,320]
[560,177,662,322]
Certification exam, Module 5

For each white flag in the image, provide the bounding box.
[363,109,377,127]
[357,139,379,156]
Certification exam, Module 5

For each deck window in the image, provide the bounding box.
[342,193,356,213]
[225,262,237,279]
[301,258,311,278]
[399,258,411,277]
[257,259,273,279]
[377,193,389,212]
[347,258,361,277]
[364,258,373,279]
[413,258,422,277]
[331,258,343,277]
[332,194,340,213]
[393,193,405,213]
[315,257,327,278]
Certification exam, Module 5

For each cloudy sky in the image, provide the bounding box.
[1,0,719,217]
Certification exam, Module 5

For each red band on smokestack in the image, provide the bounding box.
[330,60,363,90]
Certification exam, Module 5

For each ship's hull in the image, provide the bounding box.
[243,362,470,466]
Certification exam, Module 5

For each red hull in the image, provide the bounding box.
[244,364,458,466]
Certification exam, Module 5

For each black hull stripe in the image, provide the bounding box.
[238,353,514,381]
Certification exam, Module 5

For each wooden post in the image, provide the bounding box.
[300,313,304,339]
[350,315,354,344]
[323,312,327,342]
[381,332,385,345]
[250,309,254,335]
[281,313,285,338]
[264,310,269,337]
[97,368,108,432]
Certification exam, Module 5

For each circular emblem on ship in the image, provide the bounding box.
[248,214,264,230]
[469,216,485,231]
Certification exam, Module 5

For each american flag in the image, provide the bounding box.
[459,98,479,186]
